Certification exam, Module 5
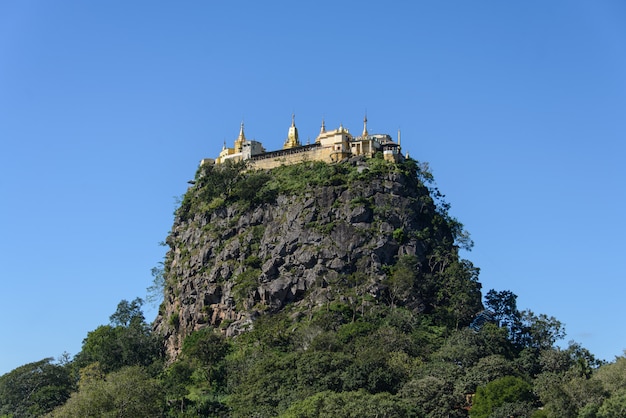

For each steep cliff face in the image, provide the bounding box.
[154,157,481,359]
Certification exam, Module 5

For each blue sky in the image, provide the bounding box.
[1,1,625,374]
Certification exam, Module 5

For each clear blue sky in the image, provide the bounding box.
[1,1,625,375]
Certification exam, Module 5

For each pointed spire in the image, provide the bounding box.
[316,117,326,144]
[284,113,300,149]
[362,114,368,138]
[234,121,246,153]
[238,121,246,141]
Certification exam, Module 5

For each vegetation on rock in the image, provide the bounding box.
[156,157,483,360]
[2,158,625,417]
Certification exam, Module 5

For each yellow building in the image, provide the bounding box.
[207,115,403,169]
[211,122,265,165]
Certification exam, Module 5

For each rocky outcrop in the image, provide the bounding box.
[154,158,451,360]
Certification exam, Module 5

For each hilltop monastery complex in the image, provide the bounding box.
[201,115,404,170]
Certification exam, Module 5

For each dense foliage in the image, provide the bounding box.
[4,295,622,418]
[0,358,73,417]
[2,159,625,417]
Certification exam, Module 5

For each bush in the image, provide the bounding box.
[470,376,535,418]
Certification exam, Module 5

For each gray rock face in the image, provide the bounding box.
[154,161,445,360]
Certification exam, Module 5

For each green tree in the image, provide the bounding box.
[490,401,535,418]
[435,259,482,329]
[280,390,419,418]
[597,389,626,418]
[46,366,163,417]
[163,328,231,414]
[162,360,193,413]
[181,328,230,367]
[109,297,145,327]
[0,358,73,418]
[294,351,353,396]
[399,375,461,418]
[470,376,535,418]
[580,354,626,416]
[457,354,516,396]
[484,291,565,352]
[226,351,300,417]
[516,310,565,350]
[434,327,509,369]
[592,354,626,393]
[146,263,165,307]
[400,362,465,417]
[484,289,521,333]
[384,255,419,308]
[533,348,603,416]
[533,372,578,418]
[74,298,162,373]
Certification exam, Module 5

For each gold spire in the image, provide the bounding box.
[234,121,245,153]
[238,121,246,141]
[283,113,300,149]
[362,114,368,138]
